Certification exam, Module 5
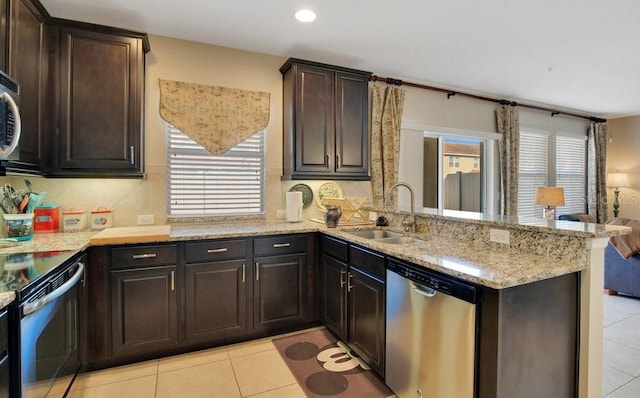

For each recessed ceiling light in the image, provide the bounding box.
[295,9,316,23]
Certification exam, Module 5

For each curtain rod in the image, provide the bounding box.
[370,75,607,123]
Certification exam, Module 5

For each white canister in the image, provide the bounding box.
[62,209,87,232]
[286,191,303,222]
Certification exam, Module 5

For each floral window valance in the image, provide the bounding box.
[159,79,270,155]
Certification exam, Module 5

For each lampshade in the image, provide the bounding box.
[608,173,630,188]
[534,187,565,207]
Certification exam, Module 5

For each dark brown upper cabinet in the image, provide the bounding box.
[5,0,47,172]
[280,58,371,180]
[52,27,145,177]
[1,0,149,177]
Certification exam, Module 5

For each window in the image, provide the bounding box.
[517,130,586,218]
[167,125,265,217]
[423,135,491,213]
[518,131,548,218]
[556,136,586,215]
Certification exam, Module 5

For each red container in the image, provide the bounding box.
[34,206,59,233]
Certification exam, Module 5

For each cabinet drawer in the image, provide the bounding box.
[111,244,177,268]
[253,234,307,256]
[322,235,348,262]
[185,239,246,263]
[349,245,385,280]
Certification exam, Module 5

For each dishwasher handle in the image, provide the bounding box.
[411,281,436,298]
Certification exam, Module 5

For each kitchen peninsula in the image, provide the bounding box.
[0,212,629,398]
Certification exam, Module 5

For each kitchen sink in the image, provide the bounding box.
[344,229,423,245]
[375,236,424,245]
[344,229,403,240]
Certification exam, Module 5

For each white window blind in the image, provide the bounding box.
[167,126,265,216]
[518,131,548,218]
[556,136,586,215]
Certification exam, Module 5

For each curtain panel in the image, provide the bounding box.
[587,121,609,223]
[497,105,520,216]
[159,79,270,155]
[370,85,406,208]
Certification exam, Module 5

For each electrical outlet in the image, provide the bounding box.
[137,215,155,225]
[276,210,287,219]
[489,228,510,244]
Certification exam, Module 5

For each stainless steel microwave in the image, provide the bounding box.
[0,70,21,160]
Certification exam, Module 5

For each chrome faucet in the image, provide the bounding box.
[385,182,416,233]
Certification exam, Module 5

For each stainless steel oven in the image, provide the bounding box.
[5,252,85,397]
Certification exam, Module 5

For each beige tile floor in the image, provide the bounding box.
[53,331,313,398]
[48,294,640,398]
[603,293,640,397]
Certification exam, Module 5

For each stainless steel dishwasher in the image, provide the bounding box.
[386,259,478,398]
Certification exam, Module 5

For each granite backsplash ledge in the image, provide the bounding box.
[368,208,630,263]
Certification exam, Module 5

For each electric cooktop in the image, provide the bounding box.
[0,251,78,300]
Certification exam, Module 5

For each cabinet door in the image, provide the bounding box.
[185,259,247,343]
[321,254,347,341]
[335,71,369,177]
[8,0,44,167]
[253,253,306,330]
[59,28,143,175]
[348,267,385,376]
[294,64,334,174]
[0,0,6,72]
[111,266,177,356]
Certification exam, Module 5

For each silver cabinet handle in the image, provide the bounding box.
[207,248,228,253]
[272,243,290,248]
[336,154,340,167]
[132,253,157,259]
[130,145,135,165]
[347,272,354,292]
[170,270,175,291]
[340,269,346,287]
[242,264,246,283]
[255,262,260,281]
[326,154,329,166]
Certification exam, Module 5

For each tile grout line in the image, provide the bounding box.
[227,347,246,398]
[242,382,300,398]
[605,374,639,398]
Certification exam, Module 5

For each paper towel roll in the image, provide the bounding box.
[286,191,303,222]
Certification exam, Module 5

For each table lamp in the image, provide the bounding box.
[534,187,565,219]
[608,172,630,217]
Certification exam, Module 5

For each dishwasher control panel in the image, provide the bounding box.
[387,259,477,304]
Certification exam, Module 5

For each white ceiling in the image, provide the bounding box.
[41,0,640,118]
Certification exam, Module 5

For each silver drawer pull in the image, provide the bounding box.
[207,248,228,253]
[272,243,291,248]
[132,253,157,259]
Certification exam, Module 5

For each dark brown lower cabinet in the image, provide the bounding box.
[86,235,316,370]
[253,253,307,330]
[348,266,385,376]
[185,260,247,343]
[111,266,178,356]
[321,236,386,377]
[321,254,347,341]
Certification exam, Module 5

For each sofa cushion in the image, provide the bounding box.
[607,217,640,259]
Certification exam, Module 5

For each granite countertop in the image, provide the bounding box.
[322,229,583,289]
[0,291,15,310]
[0,218,626,290]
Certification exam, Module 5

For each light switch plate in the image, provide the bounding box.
[276,210,286,219]
[489,228,510,244]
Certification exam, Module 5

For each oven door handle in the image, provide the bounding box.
[23,262,84,316]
